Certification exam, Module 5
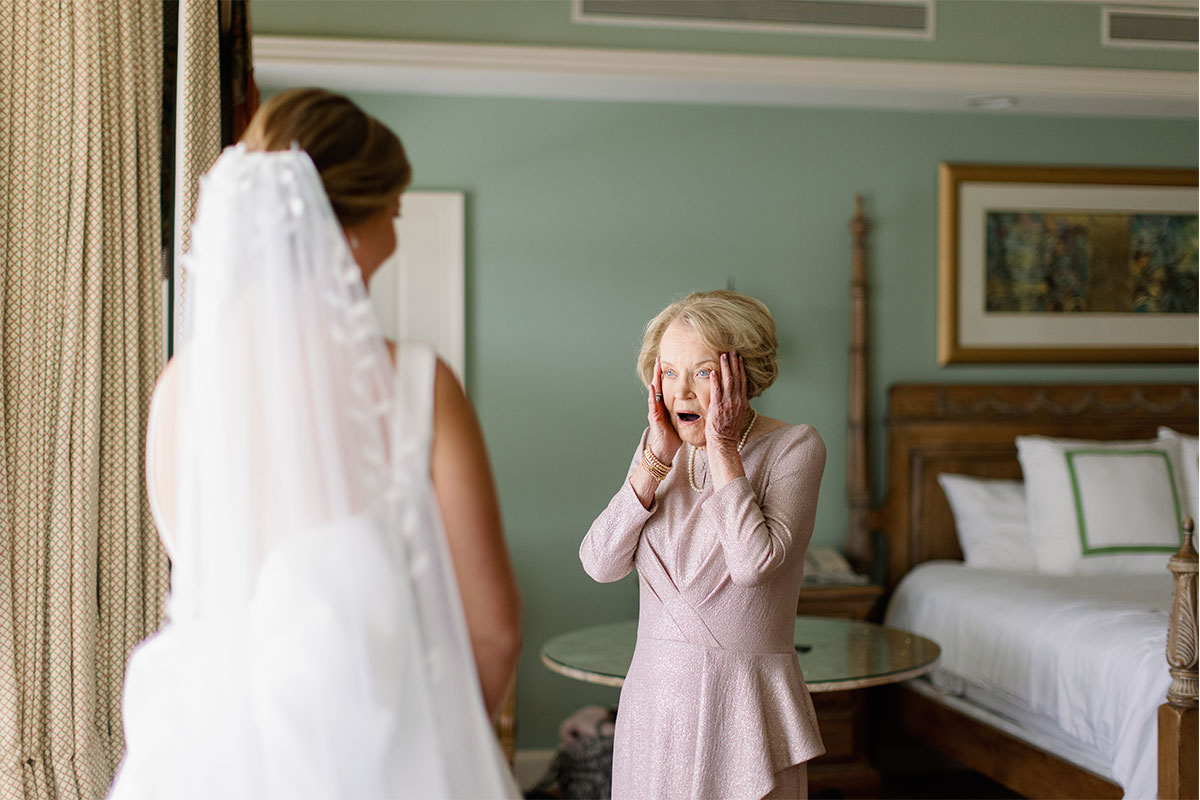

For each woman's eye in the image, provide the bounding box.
[663,369,676,378]
[696,369,712,378]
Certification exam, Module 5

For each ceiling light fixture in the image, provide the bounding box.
[966,95,1018,110]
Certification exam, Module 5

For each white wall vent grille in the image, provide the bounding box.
[574,0,933,39]
[1103,6,1197,49]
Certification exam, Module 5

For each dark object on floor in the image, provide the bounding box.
[528,706,617,800]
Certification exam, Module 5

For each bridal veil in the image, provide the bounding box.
[110,146,516,798]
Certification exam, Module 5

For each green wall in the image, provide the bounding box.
[329,91,1196,748]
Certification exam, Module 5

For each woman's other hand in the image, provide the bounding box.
[628,357,684,509]
[647,356,684,464]
[706,352,750,454]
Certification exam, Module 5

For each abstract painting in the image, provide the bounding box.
[938,163,1198,364]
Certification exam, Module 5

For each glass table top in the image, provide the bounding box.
[540,615,940,692]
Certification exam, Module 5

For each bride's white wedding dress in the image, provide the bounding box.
[109,147,517,799]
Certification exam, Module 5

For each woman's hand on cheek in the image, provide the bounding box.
[646,357,683,464]
[705,352,749,452]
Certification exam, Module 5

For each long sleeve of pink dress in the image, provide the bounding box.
[580,423,827,800]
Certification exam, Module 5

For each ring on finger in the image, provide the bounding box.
[655,393,663,402]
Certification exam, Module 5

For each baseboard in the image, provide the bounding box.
[514,748,557,792]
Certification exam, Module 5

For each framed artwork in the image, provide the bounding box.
[369,191,466,380]
[937,163,1198,365]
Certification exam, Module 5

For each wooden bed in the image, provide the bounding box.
[843,199,1199,799]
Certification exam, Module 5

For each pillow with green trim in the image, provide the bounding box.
[1158,427,1198,522]
[1016,435,1187,575]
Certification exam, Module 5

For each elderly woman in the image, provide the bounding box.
[580,290,826,800]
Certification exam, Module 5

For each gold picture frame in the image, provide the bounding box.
[938,163,1198,365]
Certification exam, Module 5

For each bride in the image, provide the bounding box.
[110,89,522,798]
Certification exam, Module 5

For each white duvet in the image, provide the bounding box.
[885,562,1173,800]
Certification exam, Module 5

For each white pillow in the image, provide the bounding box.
[1158,427,1198,522]
[937,474,1036,571]
[1016,435,1187,575]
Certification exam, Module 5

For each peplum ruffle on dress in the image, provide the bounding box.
[581,424,827,800]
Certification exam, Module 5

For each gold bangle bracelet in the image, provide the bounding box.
[641,446,672,482]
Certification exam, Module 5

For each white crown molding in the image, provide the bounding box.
[253,35,1197,118]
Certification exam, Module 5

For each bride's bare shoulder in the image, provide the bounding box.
[147,355,182,558]
[153,353,182,406]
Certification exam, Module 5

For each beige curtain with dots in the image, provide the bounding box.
[0,1,170,798]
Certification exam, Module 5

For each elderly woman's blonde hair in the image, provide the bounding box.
[637,290,778,399]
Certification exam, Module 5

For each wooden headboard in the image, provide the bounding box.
[872,383,1198,589]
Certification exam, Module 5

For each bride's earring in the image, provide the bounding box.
[348,232,360,249]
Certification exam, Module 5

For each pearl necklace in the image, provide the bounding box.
[687,409,757,492]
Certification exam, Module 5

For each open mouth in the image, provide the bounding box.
[677,412,701,423]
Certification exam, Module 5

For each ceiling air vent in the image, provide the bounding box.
[574,0,933,39]
[1103,6,1197,49]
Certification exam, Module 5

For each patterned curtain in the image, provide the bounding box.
[0,1,169,798]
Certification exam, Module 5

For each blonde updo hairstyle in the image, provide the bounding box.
[637,290,779,399]
[240,87,412,227]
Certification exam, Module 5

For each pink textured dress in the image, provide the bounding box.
[580,423,827,800]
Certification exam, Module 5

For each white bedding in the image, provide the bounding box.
[884,562,1173,800]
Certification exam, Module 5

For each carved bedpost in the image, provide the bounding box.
[1159,516,1198,799]
[1166,518,1198,707]
[845,195,872,572]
